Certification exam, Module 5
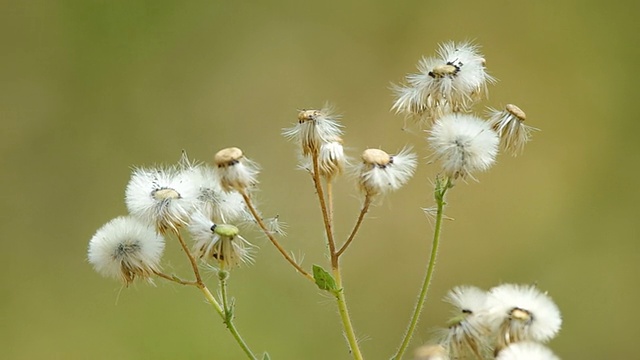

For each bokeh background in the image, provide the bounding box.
[2,1,638,359]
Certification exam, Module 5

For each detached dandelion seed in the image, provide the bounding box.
[88,216,165,286]
[356,147,417,196]
[487,104,537,156]
[428,113,499,180]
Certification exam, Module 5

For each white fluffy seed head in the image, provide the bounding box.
[125,165,200,233]
[486,284,562,351]
[392,41,495,127]
[440,286,492,359]
[428,113,499,180]
[487,104,538,156]
[495,342,560,360]
[88,216,165,285]
[213,147,260,192]
[356,147,417,196]
[283,107,343,156]
[188,164,250,223]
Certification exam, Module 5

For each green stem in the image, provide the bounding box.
[333,270,364,360]
[213,273,258,360]
[391,177,452,360]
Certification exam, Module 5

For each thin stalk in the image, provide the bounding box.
[391,178,452,360]
[333,269,364,360]
[200,285,257,360]
[240,190,314,282]
[336,194,372,257]
[174,230,204,285]
[310,152,337,268]
[153,270,198,286]
[170,230,258,359]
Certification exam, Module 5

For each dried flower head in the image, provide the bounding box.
[317,137,346,179]
[495,342,560,360]
[356,147,417,196]
[213,147,260,192]
[428,113,499,180]
[88,216,165,285]
[392,41,494,125]
[283,107,343,156]
[439,286,491,359]
[487,104,537,156]
[188,211,254,268]
[125,165,199,233]
[487,284,562,352]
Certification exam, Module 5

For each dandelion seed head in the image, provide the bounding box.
[356,147,417,196]
[495,342,560,360]
[125,166,199,233]
[487,284,562,349]
[428,113,499,180]
[213,147,260,192]
[283,106,343,156]
[88,216,164,285]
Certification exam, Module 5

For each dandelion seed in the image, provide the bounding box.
[283,107,343,156]
[495,342,560,360]
[88,216,164,286]
[213,147,260,192]
[125,164,199,233]
[428,113,499,180]
[356,147,417,196]
[486,284,562,352]
[189,211,254,268]
[487,104,538,156]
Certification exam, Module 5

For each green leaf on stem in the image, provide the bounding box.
[312,264,337,292]
[262,353,271,360]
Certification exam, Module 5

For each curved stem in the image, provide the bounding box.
[240,190,314,282]
[391,178,452,360]
[337,194,372,257]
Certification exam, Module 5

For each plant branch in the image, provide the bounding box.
[337,194,372,257]
[240,190,314,282]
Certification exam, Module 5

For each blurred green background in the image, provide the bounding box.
[2,1,638,359]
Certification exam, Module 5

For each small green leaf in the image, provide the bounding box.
[312,264,338,292]
[262,353,271,360]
